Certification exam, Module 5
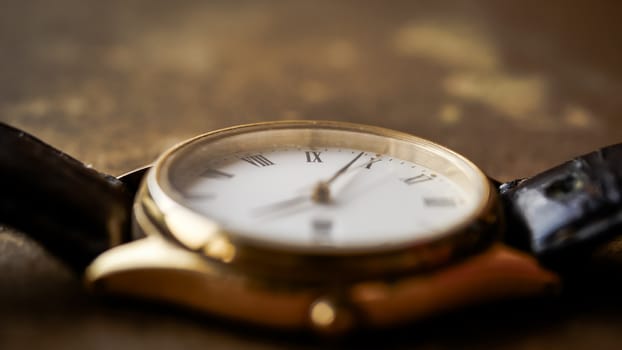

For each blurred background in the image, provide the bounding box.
[2,0,622,178]
[1,1,622,349]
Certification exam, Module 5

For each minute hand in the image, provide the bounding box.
[254,153,376,214]
[312,151,365,203]
[325,151,365,185]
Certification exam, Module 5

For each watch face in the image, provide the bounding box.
[148,121,492,254]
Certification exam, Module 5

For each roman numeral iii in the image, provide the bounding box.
[240,154,275,167]
[402,173,436,185]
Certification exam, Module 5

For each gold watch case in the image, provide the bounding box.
[85,121,560,333]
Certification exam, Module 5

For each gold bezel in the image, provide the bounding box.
[135,120,500,281]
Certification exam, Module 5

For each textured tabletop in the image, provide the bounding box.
[2,1,622,348]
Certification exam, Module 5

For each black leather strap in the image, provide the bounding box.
[0,122,133,273]
[500,143,622,270]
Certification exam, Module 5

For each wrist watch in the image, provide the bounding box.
[1,120,621,334]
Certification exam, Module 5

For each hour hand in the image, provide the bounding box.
[252,194,310,216]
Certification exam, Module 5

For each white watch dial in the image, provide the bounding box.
[175,147,473,250]
[155,123,489,253]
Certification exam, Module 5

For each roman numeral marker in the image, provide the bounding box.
[403,173,436,185]
[424,197,457,207]
[201,168,234,179]
[240,154,274,167]
[312,218,333,236]
[184,193,216,200]
[365,157,382,169]
[305,151,323,163]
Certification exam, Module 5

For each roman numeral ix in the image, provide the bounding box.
[305,151,323,163]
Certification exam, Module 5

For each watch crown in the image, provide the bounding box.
[309,297,356,335]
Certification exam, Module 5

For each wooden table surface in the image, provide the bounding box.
[2,1,622,348]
